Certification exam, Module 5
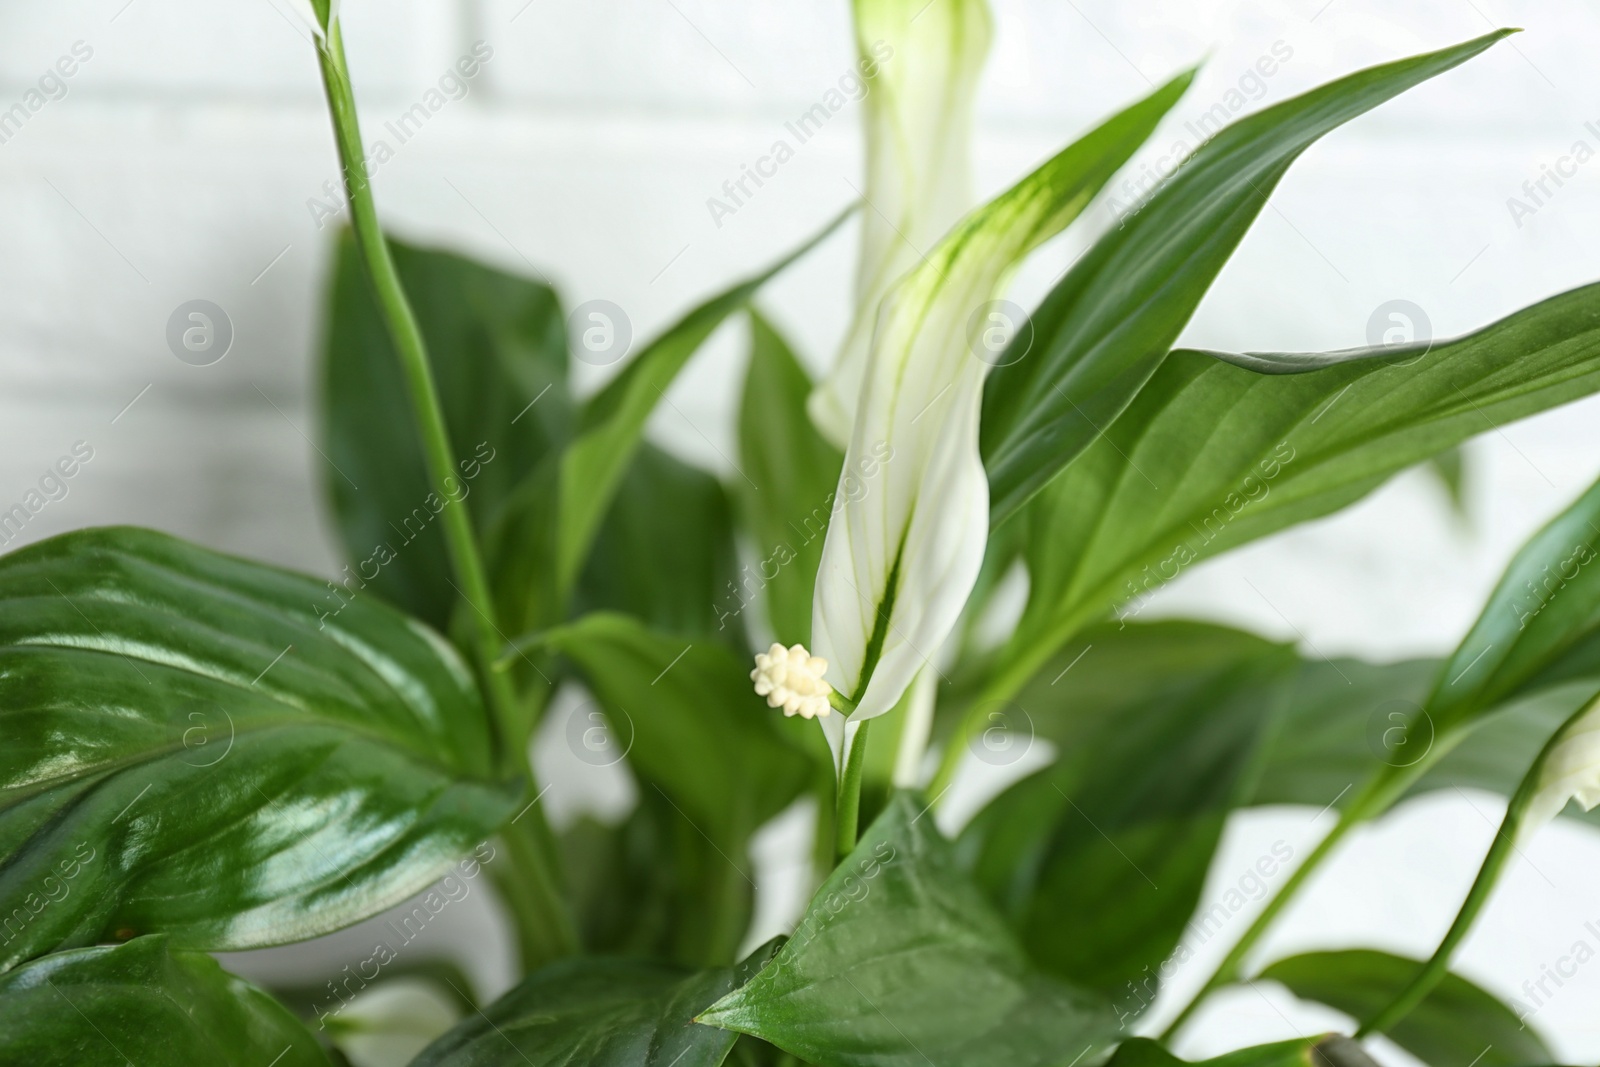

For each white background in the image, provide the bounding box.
[2,0,1597,1061]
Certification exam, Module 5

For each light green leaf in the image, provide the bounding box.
[0,936,330,1066]
[0,527,515,968]
[738,312,844,644]
[413,940,782,1067]
[957,626,1295,997]
[1010,280,1600,698]
[981,29,1515,523]
[700,792,1117,1067]
[321,232,570,631]
[1261,949,1553,1067]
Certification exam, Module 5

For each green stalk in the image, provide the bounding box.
[492,804,582,969]
[835,718,873,861]
[1358,701,1584,1038]
[1159,798,1366,1040]
[313,22,577,961]
[314,27,521,759]
[1161,757,1443,1041]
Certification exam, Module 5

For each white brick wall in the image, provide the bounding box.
[8,0,1600,1057]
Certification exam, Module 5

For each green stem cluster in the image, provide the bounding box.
[314,21,576,965]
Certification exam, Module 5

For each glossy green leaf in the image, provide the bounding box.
[414,940,782,1067]
[1105,1037,1326,1067]
[0,527,515,968]
[958,629,1295,997]
[1011,280,1600,693]
[1262,949,1553,1067]
[737,312,844,644]
[552,211,852,606]
[981,30,1514,523]
[321,231,570,630]
[577,443,745,649]
[0,936,329,1066]
[701,792,1117,1067]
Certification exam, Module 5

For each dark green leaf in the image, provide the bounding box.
[958,628,1295,997]
[1011,280,1600,693]
[0,936,329,1066]
[701,792,1117,1067]
[1261,949,1553,1067]
[413,940,783,1067]
[0,527,515,968]
[545,614,810,848]
[737,312,844,644]
[561,791,754,968]
[577,443,746,650]
[981,30,1515,522]
[544,614,811,963]
[321,232,570,630]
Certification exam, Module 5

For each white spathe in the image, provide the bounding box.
[807,0,993,449]
[1523,693,1600,836]
[810,138,1109,734]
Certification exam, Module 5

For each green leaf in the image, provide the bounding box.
[1425,447,1469,515]
[545,614,810,847]
[0,527,515,968]
[1012,280,1600,693]
[1104,1037,1322,1067]
[551,211,852,608]
[957,627,1295,997]
[0,936,329,1066]
[543,614,812,963]
[1249,656,1600,827]
[561,790,755,968]
[1261,949,1554,1067]
[981,30,1515,523]
[577,443,746,649]
[700,792,1117,1067]
[1425,471,1600,731]
[413,940,783,1067]
[321,231,570,631]
[737,312,844,644]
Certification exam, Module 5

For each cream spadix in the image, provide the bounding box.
[809,71,1196,729]
[807,0,993,449]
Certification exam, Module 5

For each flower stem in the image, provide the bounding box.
[492,799,581,970]
[1358,701,1581,1038]
[313,22,577,962]
[835,718,873,861]
[1159,799,1364,1041]
[314,27,521,758]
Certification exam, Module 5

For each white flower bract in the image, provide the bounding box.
[807,0,993,449]
[751,643,835,720]
[1523,694,1600,839]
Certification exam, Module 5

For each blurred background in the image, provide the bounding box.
[1,0,1597,1061]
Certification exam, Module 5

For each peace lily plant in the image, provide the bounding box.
[5,0,1600,1065]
